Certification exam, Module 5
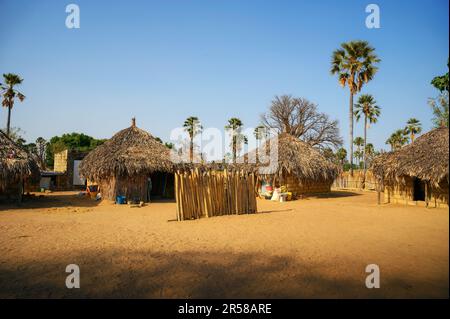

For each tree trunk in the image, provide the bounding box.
[232,137,237,163]
[255,139,259,163]
[189,138,194,163]
[6,105,12,136]
[362,115,367,188]
[349,92,354,176]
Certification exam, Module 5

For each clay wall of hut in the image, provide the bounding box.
[383,177,448,208]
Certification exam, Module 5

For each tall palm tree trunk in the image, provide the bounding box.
[363,116,367,171]
[6,105,12,136]
[232,137,237,163]
[362,115,368,188]
[189,135,194,163]
[349,92,354,176]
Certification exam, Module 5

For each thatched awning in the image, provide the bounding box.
[237,133,338,182]
[79,122,173,181]
[372,128,449,187]
[0,130,40,190]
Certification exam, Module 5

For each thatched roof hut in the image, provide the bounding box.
[0,130,39,198]
[239,133,338,195]
[372,128,449,187]
[79,119,174,202]
[372,128,449,207]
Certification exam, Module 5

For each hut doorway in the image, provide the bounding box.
[413,178,426,201]
[149,172,174,200]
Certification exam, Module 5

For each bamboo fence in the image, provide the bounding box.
[332,169,378,191]
[175,168,258,220]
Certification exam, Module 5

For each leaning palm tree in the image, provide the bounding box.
[1,73,25,136]
[404,118,422,143]
[354,94,381,174]
[183,116,202,163]
[331,41,380,176]
[225,117,247,163]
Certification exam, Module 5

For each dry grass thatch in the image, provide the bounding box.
[372,128,449,187]
[79,122,174,181]
[0,130,40,190]
[238,133,338,182]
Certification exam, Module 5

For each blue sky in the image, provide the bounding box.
[0,0,448,155]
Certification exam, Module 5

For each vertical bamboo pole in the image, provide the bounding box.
[179,171,186,220]
[175,171,180,220]
[201,170,209,218]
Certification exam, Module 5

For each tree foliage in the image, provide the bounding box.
[431,59,449,93]
[261,95,343,149]
[45,133,107,168]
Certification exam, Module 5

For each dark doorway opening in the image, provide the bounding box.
[413,178,426,201]
[149,172,174,200]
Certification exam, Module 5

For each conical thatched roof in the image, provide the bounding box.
[0,130,40,190]
[238,133,338,182]
[372,128,449,187]
[79,121,173,181]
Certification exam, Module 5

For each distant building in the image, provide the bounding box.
[40,149,88,190]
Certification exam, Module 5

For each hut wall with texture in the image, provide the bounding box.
[97,175,149,202]
[383,177,449,208]
[0,180,23,201]
[284,175,332,195]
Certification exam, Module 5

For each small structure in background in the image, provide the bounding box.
[240,133,339,199]
[40,149,88,191]
[372,128,449,208]
[0,130,39,201]
[79,118,174,202]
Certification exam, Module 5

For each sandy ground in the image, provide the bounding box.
[0,190,448,299]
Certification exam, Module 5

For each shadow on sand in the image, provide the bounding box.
[0,249,447,298]
[0,193,101,210]
[304,191,363,199]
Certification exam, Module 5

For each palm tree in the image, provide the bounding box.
[253,125,266,163]
[183,116,202,163]
[336,147,347,168]
[331,41,380,176]
[364,143,375,166]
[365,143,374,157]
[1,73,25,136]
[404,118,422,143]
[354,150,363,168]
[225,117,248,163]
[354,94,381,173]
[385,135,395,151]
[386,129,408,151]
[353,136,364,167]
[253,125,266,146]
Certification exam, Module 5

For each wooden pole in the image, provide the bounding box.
[175,171,180,220]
